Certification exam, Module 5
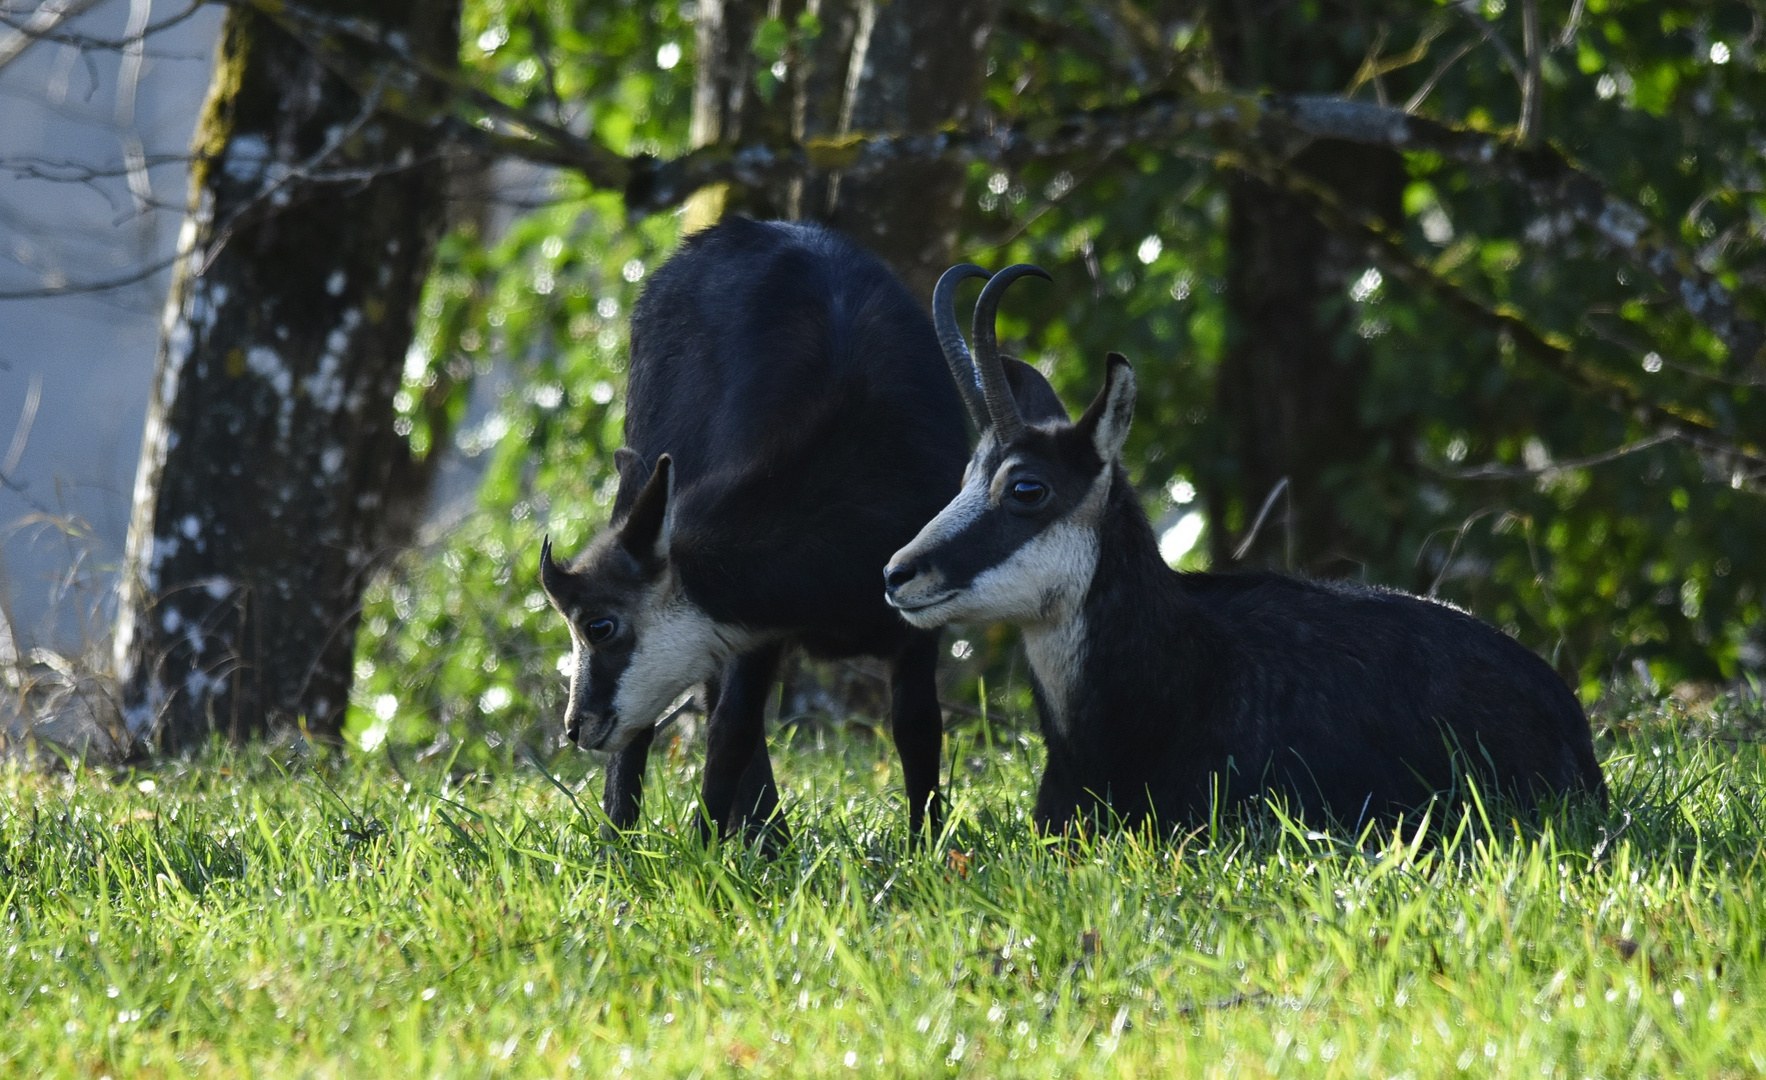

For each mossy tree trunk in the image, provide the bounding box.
[1204,0,1408,575]
[114,0,460,750]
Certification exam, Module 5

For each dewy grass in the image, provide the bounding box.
[3,693,1766,1077]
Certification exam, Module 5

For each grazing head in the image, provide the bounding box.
[539,454,731,752]
[884,265,1137,629]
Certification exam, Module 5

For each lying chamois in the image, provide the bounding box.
[540,221,1041,840]
[884,264,1607,831]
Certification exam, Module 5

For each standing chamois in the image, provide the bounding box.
[883,264,1607,832]
[539,220,1041,841]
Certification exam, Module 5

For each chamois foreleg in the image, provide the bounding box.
[890,630,946,839]
[698,642,787,848]
[601,725,656,835]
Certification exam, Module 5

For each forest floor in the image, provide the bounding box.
[3,688,1766,1077]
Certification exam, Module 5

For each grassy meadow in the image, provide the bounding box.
[4,688,1766,1077]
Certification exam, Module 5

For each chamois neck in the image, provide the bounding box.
[1021,466,1193,740]
[1094,468,1177,589]
[1081,468,1197,652]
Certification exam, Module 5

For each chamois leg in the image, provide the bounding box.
[890,630,945,839]
[698,643,787,848]
[601,724,656,836]
[726,726,787,852]
[1031,755,1082,839]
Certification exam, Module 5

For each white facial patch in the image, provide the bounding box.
[566,631,591,727]
[931,510,1099,627]
[888,464,994,618]
[897,457,1113,632]
[599,577,752,753]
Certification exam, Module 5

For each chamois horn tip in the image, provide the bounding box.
[971,264,1051,438]
[933,264,994,429]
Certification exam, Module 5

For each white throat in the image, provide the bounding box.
[1020,611,1089,739]
[604,575,757,748]
[1011,465,1114,738]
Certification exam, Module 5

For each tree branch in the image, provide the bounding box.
[0,0,205,54]
[1518,0,1542,144]
[1267,95,1765,373]
[1451,0,1526,89]
[0,0,106,72]
[1244,149,1766,478]
[1433,433,1682,480]
[77,0,1766,376]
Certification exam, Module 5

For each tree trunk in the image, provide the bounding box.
[688,0,1001,297]
[113,0,460,750]
[814,0,999,299]
[1204,1,1407,574]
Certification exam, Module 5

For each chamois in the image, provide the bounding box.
[884,264,1607,832]
[540,220,1036,841]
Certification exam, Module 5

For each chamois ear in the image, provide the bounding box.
[618,454,675,565]
[538,534,571,604]
[612,447,644,491]
[1075,353,1136,463]
[1001,356,1069,425]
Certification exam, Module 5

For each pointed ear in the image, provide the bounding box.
[1075,354,1136,462]
[539,534,571,604]
[1001,356,1069,425]
[618,454,675,564]
[613,446,643,489]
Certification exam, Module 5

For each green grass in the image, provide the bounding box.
[4,690,1766,1077]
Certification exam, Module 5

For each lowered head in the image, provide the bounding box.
[884,265,1137,629]
[539,454,738,752]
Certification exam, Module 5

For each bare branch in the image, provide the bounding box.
[1582,313,1766,388]
[1519,0,1542,144]
[2,373,42,476]
[1451,0,1525,90]
[115,0,155,231]
[0,0,205,52]
[0,252,179,300]
[1436,433,1682,480]
[1348,20,1446,104]
[0,77,446,301]
[228,0,632,185]
[1405,37,1477,114]
[1232,477,1290,562]
[0,0,105,72]
[1553,0,1588,50]
[0,152,192,181]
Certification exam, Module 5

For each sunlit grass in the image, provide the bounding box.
[4,691,1766,1077]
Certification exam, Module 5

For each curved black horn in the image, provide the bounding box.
[972,264,1051,442]
[932,263,992,429]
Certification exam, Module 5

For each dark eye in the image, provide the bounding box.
[1008,480,1048,505]
[586,618,617,644]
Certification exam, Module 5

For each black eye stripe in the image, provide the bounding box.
[921,510,1047,590]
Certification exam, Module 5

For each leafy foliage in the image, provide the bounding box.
[354,190,679,757]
